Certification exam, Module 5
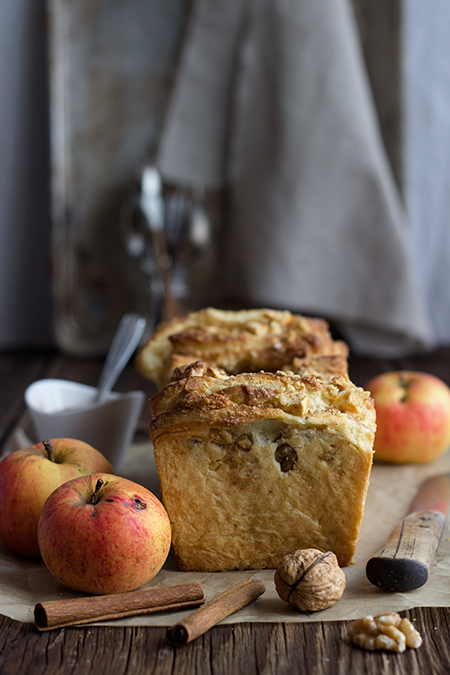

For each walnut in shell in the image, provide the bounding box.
[274,548,346,611]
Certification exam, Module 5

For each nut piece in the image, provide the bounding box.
[274,444,298,472]
[274,548,346,611]
[348,613,423,652]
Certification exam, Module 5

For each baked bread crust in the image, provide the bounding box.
[150,365,375,572]
[136,307,348,389]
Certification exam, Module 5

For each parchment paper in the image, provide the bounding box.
[2,440,450,627]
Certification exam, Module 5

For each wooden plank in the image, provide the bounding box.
[0,610,448,674]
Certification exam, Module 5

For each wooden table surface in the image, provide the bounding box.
[1,346,450,675]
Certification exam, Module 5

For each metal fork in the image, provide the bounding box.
[163,188,192,313]
[119,185,163,333]
[164,188,190,258]
[121,170,211,326]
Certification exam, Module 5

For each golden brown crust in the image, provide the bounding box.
[135,308,348,389]
[149,367,375,572]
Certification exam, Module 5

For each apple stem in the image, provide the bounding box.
[90,478,105,505]
[399,374,409,403]
[42,439,55,462]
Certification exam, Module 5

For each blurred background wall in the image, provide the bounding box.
[403,0,450,345]
[0,0,449,350]
[0,0,52,347]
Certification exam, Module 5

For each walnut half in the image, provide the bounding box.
[348,613,423,652]
[274,548,346,611]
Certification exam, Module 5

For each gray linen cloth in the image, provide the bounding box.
[156,0,432,356]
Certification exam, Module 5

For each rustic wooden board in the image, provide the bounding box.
[1,607,450,675]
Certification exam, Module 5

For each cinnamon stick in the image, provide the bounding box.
[34,582,204,631]
[167,577,266,645]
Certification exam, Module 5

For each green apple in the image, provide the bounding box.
[38,473,171,594]
[0,438,113,557]
[366,371,450,463]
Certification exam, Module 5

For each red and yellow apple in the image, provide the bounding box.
[366,371,450,463]
[37,473,171,594]
[0,438,113,557]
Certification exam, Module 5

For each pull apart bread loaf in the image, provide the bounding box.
[136,307,349,389]
[149,363,376,572]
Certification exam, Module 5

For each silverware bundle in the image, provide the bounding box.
[121,165,210,332]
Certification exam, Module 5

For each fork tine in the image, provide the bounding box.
[164,189,191,254]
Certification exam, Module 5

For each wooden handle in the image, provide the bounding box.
[366,509,446,592]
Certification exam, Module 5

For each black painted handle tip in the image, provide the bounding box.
[366,557,429,592]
